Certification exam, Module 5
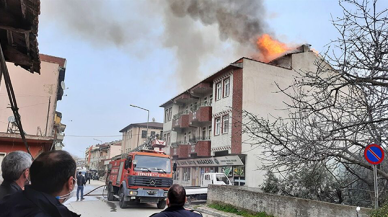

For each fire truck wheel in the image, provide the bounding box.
[107,184,114,201]
[119,188,128,209]
[157,200,166,209]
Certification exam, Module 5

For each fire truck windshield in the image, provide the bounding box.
[133,155,171,173]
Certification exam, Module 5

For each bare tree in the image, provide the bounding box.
[243,0,388,206]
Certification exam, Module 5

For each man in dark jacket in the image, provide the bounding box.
[0,151,32,200]
[76,172,86,201]
[151,184,202,217]
[0,150,80,217]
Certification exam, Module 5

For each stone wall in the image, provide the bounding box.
[207,185,371,217]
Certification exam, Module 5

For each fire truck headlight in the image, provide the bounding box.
[129,191,138,196]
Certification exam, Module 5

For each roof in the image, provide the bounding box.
[160,60,243,107]
[119,122,163,133]
[0,0,41,73]
[40,54,66,68]
[159,44,312,108]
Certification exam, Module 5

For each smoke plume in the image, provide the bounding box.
[163,0,267,90]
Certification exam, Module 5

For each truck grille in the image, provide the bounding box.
[128,176,173,188]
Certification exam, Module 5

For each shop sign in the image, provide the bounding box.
[175,155,243,167]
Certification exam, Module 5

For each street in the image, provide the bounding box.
[65,180,211,217]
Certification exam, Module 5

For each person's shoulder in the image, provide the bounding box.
[149,212,167,217]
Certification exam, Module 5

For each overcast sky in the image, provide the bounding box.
[35,0,387,157]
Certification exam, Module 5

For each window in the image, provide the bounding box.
[183,168,191,181]
[165,107,172,122]
[215,118,221,136]
[202,127,206,140]
[141,130,147,138]
[168,108,172,121]
[223,77,230,97]
[222,115,229,134]
[173,168,180,180]
[184,132,187,144]
[216,82,222,100]
[205,174,210,180]
[208,126,212,139]
[209,95,213,105]
[188,131,191,141]
[167,133,171,146]
[151,131,156,137]
[193,102,198,111]
[129,130,132,139]
[165,109,169,123]
[203,97,207,106]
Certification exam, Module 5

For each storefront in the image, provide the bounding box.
[172,155,245,186]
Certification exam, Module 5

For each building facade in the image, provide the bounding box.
[85,140,122,176]
[161,45,319,187]
[0,54,67,158]
[119,122,163,154]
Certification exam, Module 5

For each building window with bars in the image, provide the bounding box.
[216,82,222,101]
[215,118,221,136]
[223,77,230,98]
[222,115,229,134]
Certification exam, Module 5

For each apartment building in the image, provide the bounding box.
[161,45,319,187]
[120,122,163,154]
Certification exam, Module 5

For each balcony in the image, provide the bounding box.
[190,106,212,124]
[173,93,191,104]
[188,139,211,157]
[190,82,212,95]
[173,114,190,130]
[177,144,189,159]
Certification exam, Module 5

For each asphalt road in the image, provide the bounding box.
[65,180,210,217]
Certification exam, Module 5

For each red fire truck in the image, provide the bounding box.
[106,136,176,209]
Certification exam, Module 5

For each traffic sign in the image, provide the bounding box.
[364,144,385,165]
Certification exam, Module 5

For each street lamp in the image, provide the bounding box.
[130,104,149,143]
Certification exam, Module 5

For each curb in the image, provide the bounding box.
[195,206,241,217]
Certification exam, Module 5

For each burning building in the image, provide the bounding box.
[160,43,319,187]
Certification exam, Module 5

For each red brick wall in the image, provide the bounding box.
[197,106,212,122]
[196,141,211,157]
[180,114,190,128]
[231,68,243,154]
[178,145,189,158]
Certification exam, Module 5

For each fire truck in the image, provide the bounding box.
[106,135,176,209]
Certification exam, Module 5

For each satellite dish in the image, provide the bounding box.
[61,81,66,90]
[8,116,15,123]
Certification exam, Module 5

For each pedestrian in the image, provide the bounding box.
[150,184,202,217]
[0,150,80,217]
[76,171,86,201]
[0,151,32,200]
[85,172,91,184]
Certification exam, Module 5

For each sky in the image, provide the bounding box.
[34,0,387,157]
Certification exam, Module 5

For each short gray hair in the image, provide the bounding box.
[1,151,32,181]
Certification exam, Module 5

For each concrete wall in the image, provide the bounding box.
[241,52,319,187]
[208,185,371,217]
[0,61,60,136]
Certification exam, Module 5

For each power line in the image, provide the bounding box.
[66,135,122,138]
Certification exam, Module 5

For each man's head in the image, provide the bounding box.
[1,151,32,187]
[30,150,76,200]
[166,184,186,207]
[78,172,81,175]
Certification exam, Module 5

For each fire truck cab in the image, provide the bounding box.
[106,150,175,209]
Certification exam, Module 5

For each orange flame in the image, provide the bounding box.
[256,34,289,62]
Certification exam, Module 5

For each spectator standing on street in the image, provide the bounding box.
[0,150,80,217]
[76,172,86,201]
[150,184,202,217]
[0,151,32,200]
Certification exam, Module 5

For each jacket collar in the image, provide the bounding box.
[1,180,22,191]
[24,186,80,217]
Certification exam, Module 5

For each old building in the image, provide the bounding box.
[161,45,319,187]
[0,54,67,158]
[119,122,163,154]
[85,140,122,176]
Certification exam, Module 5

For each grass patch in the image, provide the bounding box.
[208,203,274,217]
